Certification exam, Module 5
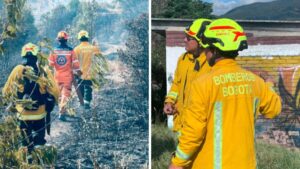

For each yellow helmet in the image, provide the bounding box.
[202,18,248,51]
[21,43,39,57]
[57,31,69,40]
[78,30,89,40]
[185,18,212,46]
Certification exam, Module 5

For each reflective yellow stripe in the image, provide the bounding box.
[214,101,222,169]
[253,98,260,120]
[176,131,182,138]
[167,91,178,99]
[17,112,46,121]
[175,146,190,161]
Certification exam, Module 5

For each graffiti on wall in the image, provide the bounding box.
[166,51,300,147]
[237,56,300,147]
[278,66,300,128]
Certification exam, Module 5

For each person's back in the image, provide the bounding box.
[169,18,281,169]
[48,31,80,119]
[74,41,100,80]
[2,43,59,161]
[49,42,77,83]
[73,30,101,109]
[188,59,280,168]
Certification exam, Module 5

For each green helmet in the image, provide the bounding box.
[185,18,212,46]
[21,43,39,57]
[202,18,248,52]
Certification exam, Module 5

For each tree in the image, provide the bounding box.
[151,31,166,123]
[0,7,38,84]
[0,0,27,54]
[152,0,169,18]
[39,5,75,44]
[118,13,148,97]
[152,0,215,19]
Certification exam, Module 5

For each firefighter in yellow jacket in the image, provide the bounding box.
[169,18,282,169]
[2,43,59,158]
[74,30,101,109]
[164,18,212,132]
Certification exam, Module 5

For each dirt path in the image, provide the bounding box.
[46,60,148,168]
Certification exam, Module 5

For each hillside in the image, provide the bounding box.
[222,0,300,20]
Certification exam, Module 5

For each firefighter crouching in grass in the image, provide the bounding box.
[169,18,281,169]
[48,31,81,121]
[2,43,59,163]
[164,18,212,133]
[74,30,103,109]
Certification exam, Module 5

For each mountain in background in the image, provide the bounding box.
[222,0,300,20]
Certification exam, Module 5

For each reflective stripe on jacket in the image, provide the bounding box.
[48,46,80,82]
[172,59,281,169]
[165,52,211,132]
[74,42,101,80]
[16,105,46,120]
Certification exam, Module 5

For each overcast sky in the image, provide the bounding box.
[203,0,275,15]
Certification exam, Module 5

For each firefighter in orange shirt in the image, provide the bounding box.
[74,30,102,109]
[48,31,81,121]
[169,18,281,169]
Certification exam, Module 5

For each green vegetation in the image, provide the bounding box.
[256,140,300,169]
[152,123,300,169]
[152,0,215,19]
[151,32,166,123]
[119,14,149,98]
[223,0,300,20]
[0,116,57,168]
[152,123,176,169]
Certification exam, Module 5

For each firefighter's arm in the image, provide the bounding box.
[259,81,282,119]
[2,65,24,97]
[48,53,55,67]
[164,57,183,115]
[171,81,208,167]
[165,57,182,104]
[71,50,81,75]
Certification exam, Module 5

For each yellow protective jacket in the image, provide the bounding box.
[2,65,60,121]
[165,52,211,132]
[74,42,101,80]
[172,59,281,169]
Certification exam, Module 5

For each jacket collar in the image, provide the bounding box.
[212,58,238,70]
[80,42,90,46]
[187,51,205,61]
